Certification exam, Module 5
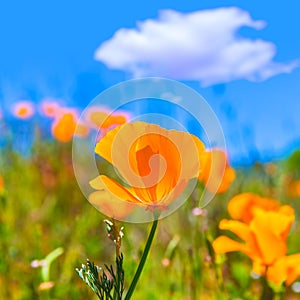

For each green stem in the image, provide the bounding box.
[260,270,274,300]
[124,218,159,300]
[274,293,283,300]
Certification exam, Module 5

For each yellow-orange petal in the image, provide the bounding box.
[219,219,252,242]
[89,176,105,190]
[250,210,292,265]
[267,257,287,285]
[252,259,266,276]
[96,123,154,193]
[95,122,129,164]
[284,253,300,285]
[212,236,249,254]
[131,131,182,202]
[89,191,136,219]
[91,175,141,205]
[277,205,295,239]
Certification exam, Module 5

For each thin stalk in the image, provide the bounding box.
[113,246,120,300]
[274,290,285,300]
[260,269,274,300]
[124,218,159,300]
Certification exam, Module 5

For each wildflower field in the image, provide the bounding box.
[1,100,300,300]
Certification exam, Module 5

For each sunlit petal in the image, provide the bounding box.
[213,236,249,254]
[91,175,140,205]
[219,219,252,242]
[89,191,136,219]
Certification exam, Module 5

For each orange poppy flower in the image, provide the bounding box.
[51,112,78,142]
[213,205,295,276]
[227,193,280,224]
[91,121,205,211]
[12,101,35,119]
[198,149,235,194]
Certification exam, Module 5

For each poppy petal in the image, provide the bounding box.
[90,175,140,204]
[219,219,252,242]
[89,191,135,220]
[212,236,249,254]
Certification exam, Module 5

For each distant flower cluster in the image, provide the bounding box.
[1,100,129,143]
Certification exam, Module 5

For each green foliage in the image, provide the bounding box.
[76,255,124,300]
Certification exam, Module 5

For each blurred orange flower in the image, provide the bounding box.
[91,121,205,211]
[227,193,280,224]
[12,101,35,119]
[198,149,235,194]
[51,112,77,142]
[51,108,90,142]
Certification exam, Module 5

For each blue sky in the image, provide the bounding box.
[1,0,300,165]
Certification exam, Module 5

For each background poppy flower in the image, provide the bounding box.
[39,100,61,118]
[51,111,78,142]
[12,101,35,120]
[198,149,235,194]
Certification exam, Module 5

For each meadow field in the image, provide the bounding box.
[1,102,300,300]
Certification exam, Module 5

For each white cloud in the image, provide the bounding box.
[94,7,298,86]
